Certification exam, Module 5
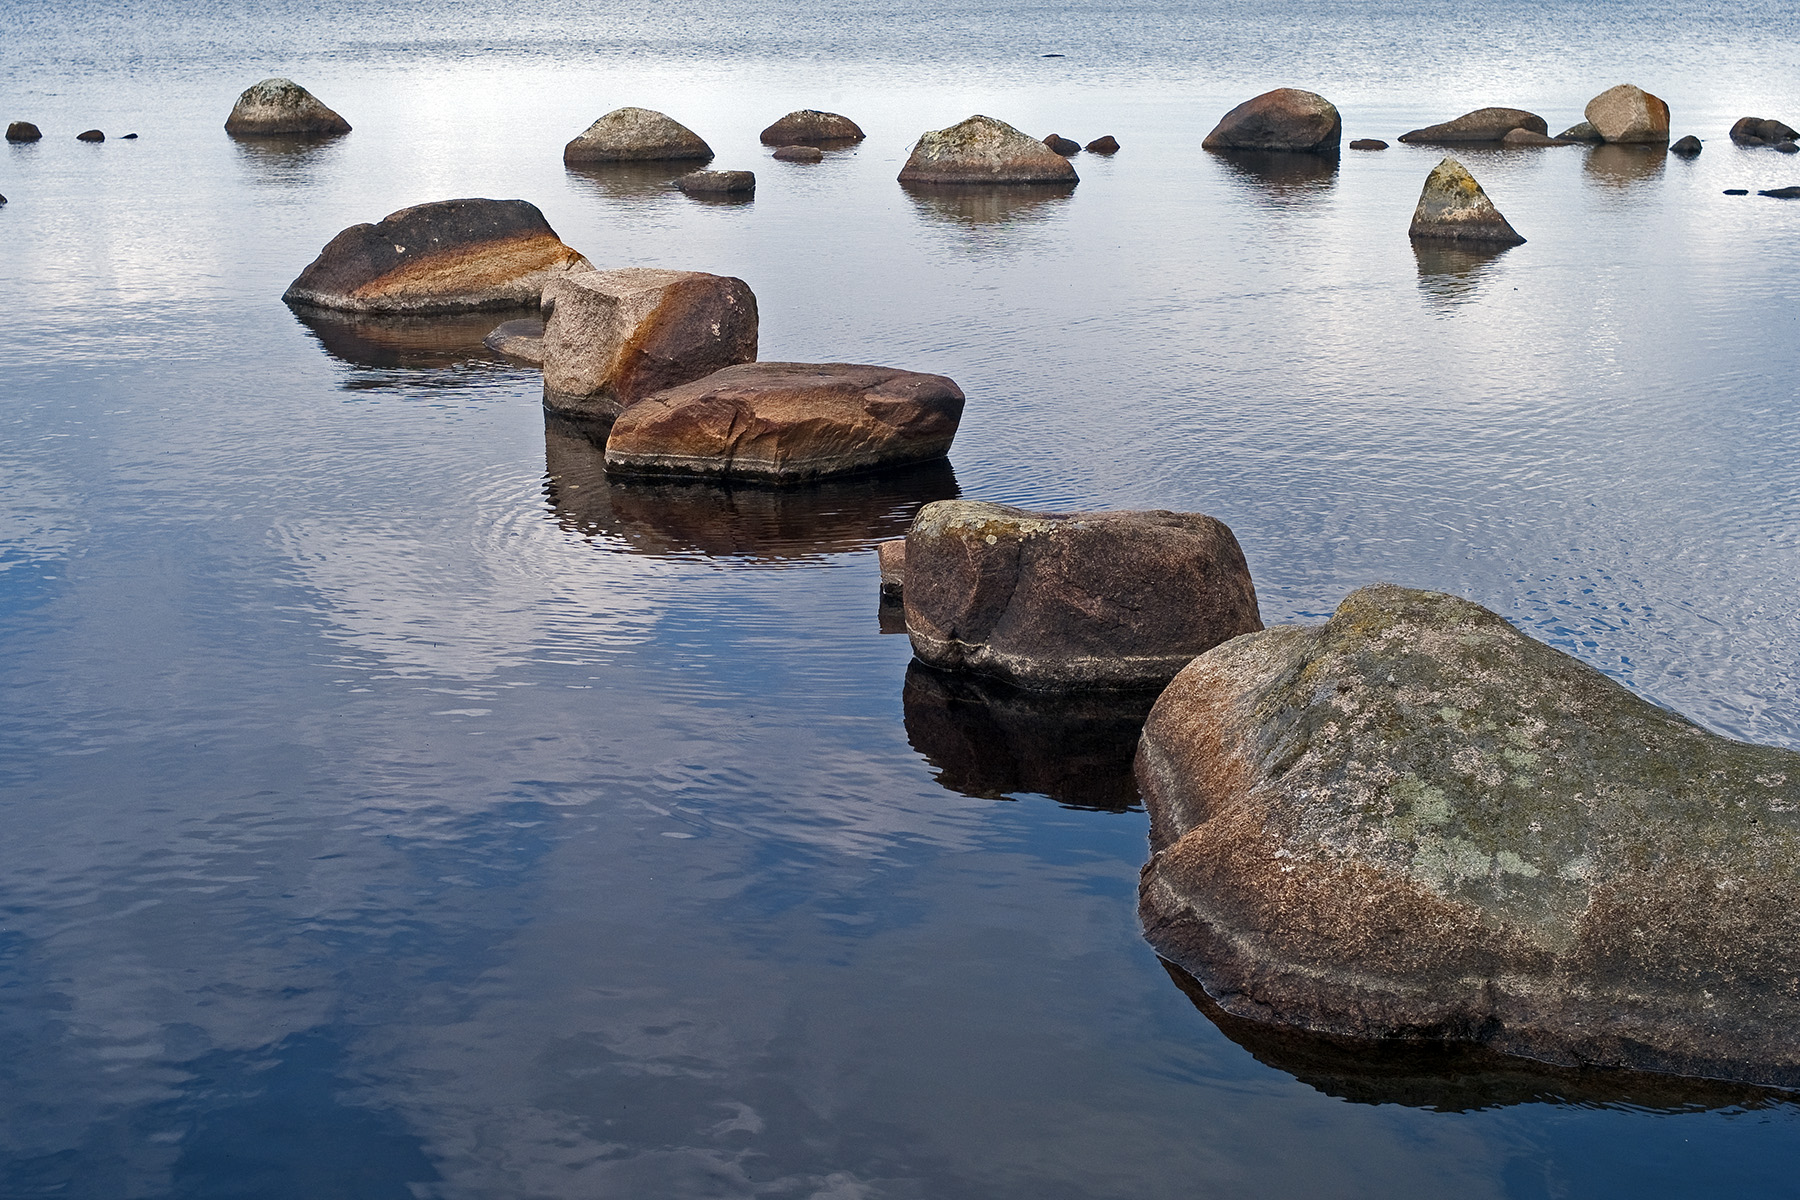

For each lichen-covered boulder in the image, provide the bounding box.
[1408,158,1525,245]
[282,198,589,315]
[903,502,1262,690]
[759,110,865,145]
[1201,89,1341,153]
[1584,84,1670,144]
[897,115,1078,184]
[224,78,351,137]
[540,267,758,422]
[1730,117,1800,146]
[603,362,963,483]
[1399,107,1548,143]
[6,121,42,142]
[562,108,712,164]
[1138,584,1800,1089]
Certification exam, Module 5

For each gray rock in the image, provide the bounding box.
[562,107,713,164]
[772,145,823,163]
[1399,107,1548,144]
[1138,583,1800,1089]
[1202,88,1341,153]
[5,121,42,142]
[902,501,1262,690]
[898,115,1078,184]
[1584,83,1670,144]
[758,110,864,145]
[483,317,545,365]
[1556,120,1604,143]
[1408,157,1525,246]
[1669,135,1703,157]
[1760,186,1800,198]
[1729,117,1798,146]
[676,169,755,195]
[224,78,351,137]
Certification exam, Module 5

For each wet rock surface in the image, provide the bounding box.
[482,317,545,365]
[758,109,864,145]
[563,107,713,163]
[283,198,589,315]
[1408,157,1525,245]
[772,145,823,163]
[1399,107,1549,143]
[676,169,755,195]
[1043,133,1080,155]
[903,501,1262,690]
[1730,117,1799,146]
[224,77,351,137]
[1201,88,1341,153]
[1138,583,1800,1089]
[1669,134,1703,156]
[1085,135,1120,154]
[897,114,1078,184]
[6,121,42,142]
[540,267,758,422]
[1584,83,1671,143]
[604,362,963,483]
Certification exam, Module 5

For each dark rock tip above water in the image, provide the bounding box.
[1348,138,1387,150]
[1085,135,1120,154]
[1043,133,1080,155]
[1730,116,1799,146]
[1759,186,1800,198]
[76,129,104,142]
[1669,135,1702,157]
[5,120,42,142]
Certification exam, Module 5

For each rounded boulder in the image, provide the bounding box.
[563,108,712,164]
[897,115,1078,184]
[758,110,865,145]
[1201,88,1341,153]
[224,78,351,137]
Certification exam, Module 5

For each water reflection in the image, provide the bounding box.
[1161,960,1793,1114]
[901,661,1152,810]
[544,415,959,562]
[229,134,348,187]
[292,306,527,376]
[1411,239,1512,308]
[900,181,1076,229]
[564,161,702,201]
[1583,143,1667,189]
[1210,150,1339,205]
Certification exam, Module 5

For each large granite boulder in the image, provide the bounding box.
[902,502,1262,690]
[563,108,712,164]
[1408,158,1525,245]
[897,115,1078,184]
[224,78,351,137]
[540,267,758,422]
[1201,89,1341,153]
[1730,117,1800,146]
[1138,584,1800,1088]
[6,121,42,142]
[1584,84,1670,144]
[1398,107,1548,143]
[282,198,589,315]
[759,110,865,145]
[603,362,963,483]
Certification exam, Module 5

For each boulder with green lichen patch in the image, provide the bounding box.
[897,115,1078,184]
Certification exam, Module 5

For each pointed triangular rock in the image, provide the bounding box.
[1408,157,1525,245]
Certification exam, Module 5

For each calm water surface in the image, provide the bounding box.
[3,0,1800,1195]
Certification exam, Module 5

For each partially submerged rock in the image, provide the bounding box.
[1085,135,1120,154]
[1348,138,1388,150]
[903,502,1262,690]
[772,145,823,163]
[1556,120,1604,143]
[5,121,42,142]
[1729,117,1799,146]
[76,129,104,142]
[1408,158,1525,246]
[603,362,963,483]
[1500,128,1569,147]
[1669,135,1703,157]
[1202,89,1341,153]
[1584,83,1670,143]
[676,169,755,195]
[1043,133,1081,155]
[482,317,545,365]
[1760,186,1800,199]
[759,110,864,145]
[224,78,351,137]
[897,115,1078,184]
[1399,107,1548,143]
[540,267,758,422]
[878,539,906,600]
[1138,584,1800,1089]
[563,108,712,164]
[283,198,589,315]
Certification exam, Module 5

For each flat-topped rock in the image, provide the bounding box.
[563,107,712,164]
[676,169,755,195]
[1584,84,1670,143]
[1730,117,1799,146]
[224,78,351,137]
[772,145,823,163]
[1202,89,1341,153]
[483,317,545,365]
[603,362,964,483]
[540,267,758,422]
[1138,583,1800,1089]
[6,121,42,142]
[1348,138,1387,150]
[898,115,1078,184]
[283,198,589,315]
[1399,107,1548,143]
[1408,157,1524,245]
[759,110,865,145]
[902,502,1262,690]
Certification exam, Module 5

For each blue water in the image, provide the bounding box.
[4,0,1800,1195]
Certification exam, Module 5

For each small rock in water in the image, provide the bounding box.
[1669,134,1702,156]
[758,110,864,145]
[1723,188,1749,195]
[5,121,42,142]
[1556,120,1604,142]
[1408,157,1525,245]
[771,144,823,162]
[1759,186,1800,198]
[1399,106,1548,143]
[225,78,351,137]
[1584,83,1670,143]
[1043,133,1080,155]
[1202,88,1341,153]
[1500,127,1569,147]
[877,539,906,600]
[0,193,7,205]
[1778,141,1800,154]
[1041,53,1064,57]
[564,107,713,164]
[1085,135,1120,154]
[676,169,755,195]
[76,129,104,142]
[1729,116,1798,146]
[122,132,138,139]
[1348,138,1388,150]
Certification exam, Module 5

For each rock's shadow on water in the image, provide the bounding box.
[1411,239,1513,309]
[229,133,348,187]
[544,414,959,563]
[901,661,1154,811]
[1160,959,1795,1114]
[291,306,530,385]
[563,161,703,202]
[1582,143,1667,189]
[1209,149,1339,206]
[900,181,1077,230]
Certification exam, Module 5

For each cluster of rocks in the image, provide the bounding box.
[6,121,135,143]
[1042,133,1119,156]
[1730,117,1800,152]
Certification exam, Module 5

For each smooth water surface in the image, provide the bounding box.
[4,0,1800,1195]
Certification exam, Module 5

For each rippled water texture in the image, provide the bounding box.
[3,0,1800,1195]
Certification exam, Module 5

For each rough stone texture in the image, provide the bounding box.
[76,129,103,142]
[1584,84,1671,144]
[1556,120,1604,142]
[283,198,590,315]
[772,145,823,163]
[540,267,758,422]
[676,169,755,195]
[563,107,713,164]
[897,115,1078,184]
[903,501,1263,690]
[1348,138,1388,150]
[6,121,42,142]
[1669,135,1703,157]
[1043,133,1081,155]
[1085,135,1120,154]
[604,362,963,483]
[878,539,906,599]
[1399,107,1549,143]
[224,78,351,137]
[759,110,865,145]
[1408,158,1525,246]
[1729,117,1799,146]
[1201,89,1341,153]
[1500,128,1569,147]
[483,317,545,365]
[1137,583,1800,1089]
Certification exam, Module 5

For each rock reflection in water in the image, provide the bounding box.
[544,414,958,562]
[1160,960,1794,1114]
[1583,143,1668,189]
[1412,239,1513,308]
[1210,150,1339,205]
[229,133,347,187]
[901,181,1077,229]
[901,661,1154,810]
[292,305,528,373]
[564,161,700,201]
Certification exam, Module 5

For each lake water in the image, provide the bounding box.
[4,0,1800,1195]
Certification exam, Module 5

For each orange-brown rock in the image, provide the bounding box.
[1399,107,1548,143]
[540,268,758,423]
[903,502,1262,690]
[224,78,350,137]
[1202,88,1340,153]
[1584,83,1670,143]
[603,362,963,483]
[898,115,1078,184]
[759,110,865,145]
[283,198,589,315]
[1085,135,1120,154]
